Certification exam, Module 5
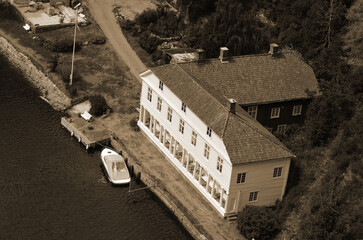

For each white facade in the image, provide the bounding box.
[138,70,291,217]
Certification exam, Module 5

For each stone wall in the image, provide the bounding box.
[0,37,71,111]
[111,138,209,240]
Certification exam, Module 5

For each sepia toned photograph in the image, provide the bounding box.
[0,0,362,239]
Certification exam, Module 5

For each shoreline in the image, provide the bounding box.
[0,37,71,111]
[0,36,209,240]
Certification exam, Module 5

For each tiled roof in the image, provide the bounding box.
[150,64,294,165]
[178,52,319,105]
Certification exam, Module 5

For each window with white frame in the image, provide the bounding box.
[292,105,302,116]
[273,167,283,177]
[206,127,212,137]
[167,107,173,122]
[157,97,162,112]
[147,87,152,102]
[249,191,258,202]
[159,80,163,90]
[237,172,246,184]
[191,131,197,146]
[271,107,280,118]
[247,106,258,119]
[181,102,186,113]
[204,144,210,159]
[276,124,287,135]
[217,156,223,173]
[179,119,184,134]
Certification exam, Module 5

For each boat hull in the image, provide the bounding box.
[101,148,131,185]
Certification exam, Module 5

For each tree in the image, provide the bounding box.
[192,0,273,57]
[304,88,355,146]
[237,205,280,240]
[89,95,110,117]
[343,0,363,65]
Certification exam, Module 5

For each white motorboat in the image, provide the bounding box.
[101,148,131,185]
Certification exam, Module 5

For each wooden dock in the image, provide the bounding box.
[61,111,111,149]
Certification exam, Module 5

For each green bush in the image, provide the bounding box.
[129,118,140,131]
[89,36,106,44]
[89,95,110,117]
[237,205,280,240]
[44,38,82,53]
[120,19,136,32]
[138,32,162,54]
[56,62,82,83]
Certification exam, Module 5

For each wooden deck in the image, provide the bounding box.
[61,111,111,149]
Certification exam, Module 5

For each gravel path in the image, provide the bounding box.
[87,0,147,82]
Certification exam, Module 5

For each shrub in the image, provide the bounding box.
[69,86,78,97]
[120,19,136,31]
[50,55,58,72]
[44,38,82,53]
[89,36,106,44]
[138,32,162,54]
[129,118,140,131]
[89,95,110,117]
[237,205,280,240]
[56,62,82,83]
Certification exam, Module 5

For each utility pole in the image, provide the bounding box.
[70,3,81,86]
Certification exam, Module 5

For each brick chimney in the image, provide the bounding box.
[268,43,280,57]
[228,98,237,114]
[197,49,205,63]
[219,47,229,63]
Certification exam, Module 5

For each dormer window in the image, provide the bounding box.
[159,80,163,91]
[207,127,212,137]
[181,102,186,113]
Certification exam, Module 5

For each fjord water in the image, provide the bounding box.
[0,54,192,240]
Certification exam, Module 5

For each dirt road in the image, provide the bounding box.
[86,0,148,82]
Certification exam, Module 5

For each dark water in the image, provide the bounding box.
[0,54,192,240]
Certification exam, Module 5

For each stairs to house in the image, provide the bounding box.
[225,212,238,221]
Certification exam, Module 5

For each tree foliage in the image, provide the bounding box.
[343,0,363,64]
[89,95,110,117]
[122,2,363,238]
[237,205,280,240]
[56,62,82,83]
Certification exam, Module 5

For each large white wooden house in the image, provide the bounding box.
[137,62,295,217]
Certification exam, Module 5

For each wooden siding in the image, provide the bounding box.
[241,99,311,131]
[227,158,290,212]
[140,74,233,190]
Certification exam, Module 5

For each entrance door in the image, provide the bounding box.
[228,198,236,212]
[237,190,244,211]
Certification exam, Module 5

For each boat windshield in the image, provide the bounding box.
[104,155,126,170]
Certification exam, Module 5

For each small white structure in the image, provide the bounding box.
[138,64,294,217]
[81,111,92,121]
[23,24,31,31]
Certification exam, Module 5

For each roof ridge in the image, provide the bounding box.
[229,113,295,156]
[174,63,231,112]
[176,53,273,66]
[176,63,294,156]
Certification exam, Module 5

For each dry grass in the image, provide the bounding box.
[0,3,140,114]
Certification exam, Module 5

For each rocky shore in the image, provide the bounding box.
[0,37,71,111]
